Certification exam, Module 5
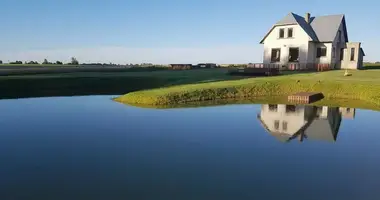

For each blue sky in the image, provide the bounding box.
[0,0,378,64]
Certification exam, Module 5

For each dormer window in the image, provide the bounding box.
[288,28,293,38]
[279,28,285,38]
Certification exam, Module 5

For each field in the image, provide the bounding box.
[115,68,380,110]
[2,64,380,111]
[0,68,243,99]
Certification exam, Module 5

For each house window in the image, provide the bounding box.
[283,121,288,131]
[268,104,278,112]
[274,120,280,130]
[288,28,293,38]
[288,48,299,62]
[340,48,344,61]
[317,47,327,58]
[279,28,285,38]
[286,105,296,113]
[332,47,336,58]
[350,48,355,61]
[271,48,281,62]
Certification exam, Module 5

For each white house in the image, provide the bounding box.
[260,12,365,69]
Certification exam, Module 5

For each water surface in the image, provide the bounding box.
[0,96,379,200]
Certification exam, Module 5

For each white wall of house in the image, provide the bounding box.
[341,42,362,69]
[307,42,333,65]
[339,107,356,119]
[262,25,311,65]
[315,43,332,64]
[307,42,316,64]
[260,104,313,135]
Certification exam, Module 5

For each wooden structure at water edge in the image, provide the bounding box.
[288,92,324,104]
[228,62,333,76]
[228,63,280,76]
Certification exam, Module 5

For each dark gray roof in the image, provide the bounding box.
[304,119,340,142]
[275,12,298,25]
[260,12,347,43]
[309,14,346,42]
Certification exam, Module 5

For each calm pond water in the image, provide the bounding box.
[1,96,380,200]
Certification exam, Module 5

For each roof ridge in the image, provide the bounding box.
[291,12,304,18]
[313,14,345,18]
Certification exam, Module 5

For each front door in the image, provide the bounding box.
[288,48,299,62]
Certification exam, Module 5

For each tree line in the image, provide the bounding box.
[0,57,79,65]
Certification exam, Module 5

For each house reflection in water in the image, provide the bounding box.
[257,104,356,143]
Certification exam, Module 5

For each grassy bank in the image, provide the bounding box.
[115,70,380,107]
[116,97,380,111]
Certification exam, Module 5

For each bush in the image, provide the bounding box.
[70,57,79,65]
[9,61,23,64]
[170,65,193,70]
[27,61,39,64]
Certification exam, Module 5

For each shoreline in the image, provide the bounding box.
[114,96,380,111]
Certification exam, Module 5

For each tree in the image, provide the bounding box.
[56,61,63,65]
[0,60,2,64]
[10,61,23,64]
[42,59,50,65]
[70,57,79,65]
[27,61,39,64]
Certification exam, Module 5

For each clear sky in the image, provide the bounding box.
[0,0,378,64]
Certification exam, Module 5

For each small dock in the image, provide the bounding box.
[288,92,324,104]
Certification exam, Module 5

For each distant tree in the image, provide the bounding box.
[42,59,50,65]
[10,61,23,64]
[56,61,63,65]
[27,61,39,64]
[70,57,79,65]
[0,60,2,64]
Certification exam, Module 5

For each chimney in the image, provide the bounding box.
[305,13,311,24]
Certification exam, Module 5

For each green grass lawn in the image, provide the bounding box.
[115,69,380,109]
[0,68,245,99]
